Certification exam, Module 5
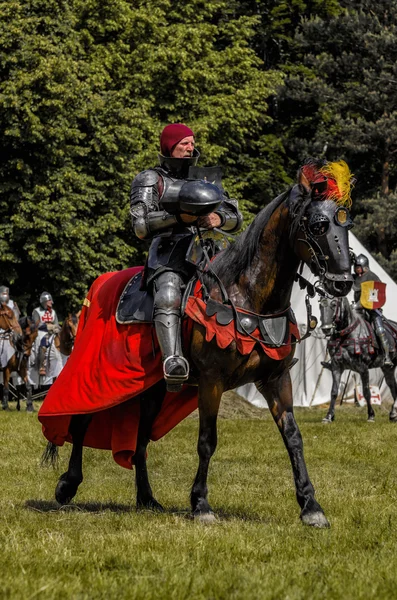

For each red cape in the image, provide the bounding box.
[38,267,198,470]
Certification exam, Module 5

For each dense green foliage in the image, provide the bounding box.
[2,404,397,599]
[1,0,396,314]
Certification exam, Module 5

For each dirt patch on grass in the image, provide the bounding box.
[189,390,267,419]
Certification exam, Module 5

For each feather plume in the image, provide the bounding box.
[319,160,353,208]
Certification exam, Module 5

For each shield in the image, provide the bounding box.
[260,317,287,346]
[360,281,386,310]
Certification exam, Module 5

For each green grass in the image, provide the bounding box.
[1,401,397,599]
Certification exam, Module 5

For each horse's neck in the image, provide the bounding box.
[240,204,299,314]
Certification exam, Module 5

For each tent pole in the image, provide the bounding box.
[310,349,328,407]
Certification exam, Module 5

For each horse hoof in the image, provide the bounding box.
[2,405,10,411]
[367,416,375,423]
[322,416,334,424]
[389,412,397,422]
[301,511,330,528]
[55,474,81,505]
[26,405,35,413]
[136,498,164,512]
[193,511,217,524]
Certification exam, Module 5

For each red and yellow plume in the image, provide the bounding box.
[319,160,353,208]
[301,159,354,208]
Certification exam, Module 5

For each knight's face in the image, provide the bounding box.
[355,265,363,276]
[171,136,195,158]
[0,293,9,304]
[46,300,53,310]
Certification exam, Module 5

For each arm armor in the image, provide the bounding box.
[130,170,178,240]
[131,203,178,240]
[215,196,243,233]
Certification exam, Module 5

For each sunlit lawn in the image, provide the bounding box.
[1,400,397,599]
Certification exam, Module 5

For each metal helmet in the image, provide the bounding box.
[0,285,9,304]
[40,292,53,308]
[179,180,222,216]
[355,254,369,269]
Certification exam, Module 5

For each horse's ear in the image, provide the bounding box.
[297,168,311,193]
[68,313,72,319]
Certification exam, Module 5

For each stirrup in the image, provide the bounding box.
[384,356,394,368]
[163,356,189,382]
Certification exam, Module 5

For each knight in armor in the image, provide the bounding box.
[353,253,393,367]
[130,123,243,391]
[0,286,20,320]
[32,292,59,375]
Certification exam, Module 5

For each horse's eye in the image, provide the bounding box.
[334,207,352,228]
[308,215,330,237]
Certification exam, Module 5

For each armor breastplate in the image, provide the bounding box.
[158,175,186,215]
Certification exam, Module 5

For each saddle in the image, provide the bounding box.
[116,271,296,350]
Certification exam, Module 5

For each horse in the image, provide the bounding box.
[319,295,397,423]
[41,160,354,528]
[54,312,80,366]
[0,308,38,412]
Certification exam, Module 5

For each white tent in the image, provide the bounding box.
[236,233,397,408]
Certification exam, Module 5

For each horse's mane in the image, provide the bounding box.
[208,190,289,287]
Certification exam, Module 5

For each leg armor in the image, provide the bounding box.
[372,313,393,367]
[153,271,189,391]
[39,335,49,375]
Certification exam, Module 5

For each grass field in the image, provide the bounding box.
[1,396,397,600]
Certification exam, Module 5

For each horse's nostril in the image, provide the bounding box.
[332,280,353,296]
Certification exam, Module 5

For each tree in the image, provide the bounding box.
[0,0,283,313]
[276,0,397,277]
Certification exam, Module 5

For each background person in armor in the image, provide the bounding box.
[0,286,20,320]
[32,292,60,376]
[130,123,243,391]
[353,253,392,366]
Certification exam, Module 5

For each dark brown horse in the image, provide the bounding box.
[0,307,37,412]
[45,160,354,527]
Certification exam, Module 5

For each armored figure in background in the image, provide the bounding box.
[32,292,59,375]
[0,286,20,320]
[353,253,392,367]
[130,123,243,390]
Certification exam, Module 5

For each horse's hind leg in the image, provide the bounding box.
[190,378,223,522]
[361,369,375,422]
[258,371,329,528]
[135,382,166,511]
[55,414,92,505]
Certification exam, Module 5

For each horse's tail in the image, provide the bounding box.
[41,442,59,468]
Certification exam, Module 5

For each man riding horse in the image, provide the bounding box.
[130,123,243,391]
[352,253,392,367]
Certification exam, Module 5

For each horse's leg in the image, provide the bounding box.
[25,380,34,413]
[382,364,397,422]
[135,382,166,511]
[2,369,10,410]
[259,370,329,527]
[55,414,92,505]
[360,369,375,422]
[322,366,342,423]
[190,379,223,522]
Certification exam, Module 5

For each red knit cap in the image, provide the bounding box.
[160,123,195,156]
